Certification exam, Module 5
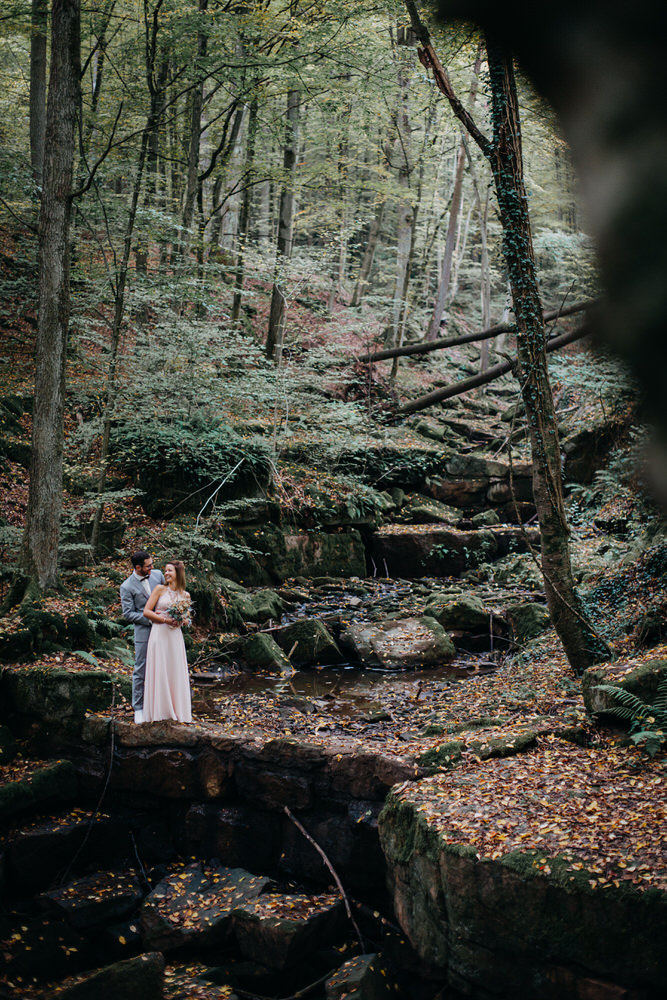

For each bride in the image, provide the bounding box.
[142,560,192,723]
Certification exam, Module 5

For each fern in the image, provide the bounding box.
[74,650,101,668]
[595,676,667,757]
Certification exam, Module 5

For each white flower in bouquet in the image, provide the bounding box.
[168,596,194,628]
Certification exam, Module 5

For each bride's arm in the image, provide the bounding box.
[143,586,173,624]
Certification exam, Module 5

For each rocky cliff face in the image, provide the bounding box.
[379,777,667,999]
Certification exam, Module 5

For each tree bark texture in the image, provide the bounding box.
[485,35,608,672]
[266,88,299,362]
[21,0,81,590]
[29,0,48,186]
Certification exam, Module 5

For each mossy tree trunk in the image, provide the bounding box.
[485,34,609,672]
[20,0,80,591]
[403,0,609,673]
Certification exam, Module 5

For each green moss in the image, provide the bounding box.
[242,633,293,675]
[419,740,464,769]
[0,760,77,819]
[0,666,126,735]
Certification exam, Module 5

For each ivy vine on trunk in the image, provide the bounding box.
[403,0,609,673]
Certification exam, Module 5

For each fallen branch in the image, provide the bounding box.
[283,805,365,950]
[398,323,592,414]
[359,298,599,364]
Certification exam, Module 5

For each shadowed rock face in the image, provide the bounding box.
[439,1,667,440]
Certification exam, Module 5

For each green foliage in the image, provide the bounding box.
[595,678,667,757]
[111,419,273,515]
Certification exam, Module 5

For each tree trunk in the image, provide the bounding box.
[20,0,80,590]
[179,0,208,264]
[387,50,414,350]
[29,0,48,187]
[425,144,465,340]
[266,88,299,362]
[485,34,608,672]
[402,0,609,673]
[478,184,492,371]
[231,98,258,324]
[350,200,384,307]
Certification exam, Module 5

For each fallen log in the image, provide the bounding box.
[359,298,599,364]
[398,323,592,414]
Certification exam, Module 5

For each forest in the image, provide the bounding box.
[0,1,666,999]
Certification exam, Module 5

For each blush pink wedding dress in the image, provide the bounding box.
[143,589,192,723]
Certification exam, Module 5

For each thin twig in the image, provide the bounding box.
[57,682,118,886]
[283,805,365,950]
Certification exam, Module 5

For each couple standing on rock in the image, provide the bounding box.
[120,550,192,725]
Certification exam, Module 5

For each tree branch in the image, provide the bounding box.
[403,0,492,157]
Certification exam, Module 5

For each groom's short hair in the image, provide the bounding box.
[131,550,151,568]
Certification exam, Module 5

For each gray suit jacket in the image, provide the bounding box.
[120,569,165,642]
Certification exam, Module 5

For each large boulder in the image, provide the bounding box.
[370,526,499,577]
[233,892,343,970]
[272,619,345,667]
[242,633,294,675]
[232,589,285,624]
[141,862,273,951]
[0,667,131,739]
[379,749,667,998]
[505,603,551,644]
[424,592,490,632]
[340,616,455,670]
[217,524,367,584]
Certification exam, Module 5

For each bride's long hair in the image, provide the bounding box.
[167,560,186,592]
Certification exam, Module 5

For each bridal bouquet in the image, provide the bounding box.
[167,596,194,628]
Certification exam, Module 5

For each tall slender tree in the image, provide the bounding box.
[20,0,81,591]
[404,0,609,673]
[266,87,300,362]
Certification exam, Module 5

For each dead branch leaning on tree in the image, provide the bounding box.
[358,298,599,364]
[398,323,592,413]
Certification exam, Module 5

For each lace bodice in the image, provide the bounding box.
[156,588,186,612]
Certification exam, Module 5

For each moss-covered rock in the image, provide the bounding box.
[232,589,285,625]
[272,619,344,668]
[582,658,667,716]
[419,740,464,769]
[0,759,78,819]
[379,770,667,998]
[397,494,462,526]
[471,508,501,528]
[424,592,489,631]
[242,633,294,675]
[222,525,367,584]
[506,602,551,644]
[0,666,130,738]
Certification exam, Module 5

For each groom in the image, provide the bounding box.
[120,550,164,723]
